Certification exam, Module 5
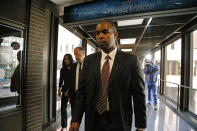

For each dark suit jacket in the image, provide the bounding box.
[69,62,78,104]
[72,50,147,131]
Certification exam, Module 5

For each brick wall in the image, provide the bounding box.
[25,0,45,130]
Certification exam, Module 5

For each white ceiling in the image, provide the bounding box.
[50,0,74,5]
[51,0,89,16]
[50,0,87,5]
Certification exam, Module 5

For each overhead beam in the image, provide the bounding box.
[133,18,152,53]
[119,43,156,48]
[79,26,98,47]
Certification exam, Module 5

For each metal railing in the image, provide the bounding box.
[158,79,197,110]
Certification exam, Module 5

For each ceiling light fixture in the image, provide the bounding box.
[121,49,133,52]
[120,38,136,44]
[117,19,144,26]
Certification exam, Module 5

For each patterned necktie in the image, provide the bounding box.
[96,55,111,114]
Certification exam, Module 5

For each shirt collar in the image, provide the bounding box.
[101,47,117,60]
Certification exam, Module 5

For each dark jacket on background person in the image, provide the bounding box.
[69,62,83,117]
[59,66,73,128]
[72,50,147,131]
[59,67,73,93]
[10,64,20,93]
[68,62,78,104]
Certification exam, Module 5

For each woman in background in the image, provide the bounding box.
[58,54,73,131]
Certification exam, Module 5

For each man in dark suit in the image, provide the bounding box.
[69,20,146,131]
[69,47,85,116]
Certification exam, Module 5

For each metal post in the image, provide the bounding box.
[177,85,180,110]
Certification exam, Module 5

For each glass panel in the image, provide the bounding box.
[0,23,23,108]
[154,50,161,90]
[164,39,181,103]
[87,43,96,55]
[189,30,197,114]
[56,25,82,111]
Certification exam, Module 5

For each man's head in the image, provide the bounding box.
[74,47,85,63]
[96,20,118,53]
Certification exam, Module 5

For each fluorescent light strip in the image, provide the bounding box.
[120,38,136,44]
[118,19,144,26]
[121,49,132,52]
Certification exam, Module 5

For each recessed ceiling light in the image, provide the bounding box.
[117,19,144,26]
[120,38,136,44]
[121,49,133,52]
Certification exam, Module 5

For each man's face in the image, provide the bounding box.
[96,21,118,52]
[74,48,85,63]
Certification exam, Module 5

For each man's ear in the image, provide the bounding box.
[114,31,118,39]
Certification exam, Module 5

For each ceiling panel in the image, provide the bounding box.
[150,14,195,25]
[50,0,82,5]
[82,24,97,32]
[118,27,144,38]
[140,37,165,45]
[144,25,181,37]
[63,12,196,58]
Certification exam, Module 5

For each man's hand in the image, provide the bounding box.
[69,122,79,131]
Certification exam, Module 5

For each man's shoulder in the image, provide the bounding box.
[85,52,100,60]
[72,62,78,69]
[118,50,137,59]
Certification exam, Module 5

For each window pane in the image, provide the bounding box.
[164,39,181,103]
[56,25,82,111]
[0,23,23,108]
[154,50,161,90]
[189,30,197,114]
[87,43,96,55]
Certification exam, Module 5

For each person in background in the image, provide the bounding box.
[58,54,73,131]
[144,58,159,110]
[69,47,85,117]
[10,50,22,105]
[69,20,146,131]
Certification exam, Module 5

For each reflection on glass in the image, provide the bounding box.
[0,23,23,108]
[189,30,197,114]
[192,30,197,89]
[87,43,96,55]
[56,25,82,111]
[164,39,181,103]
[154,50,161,88]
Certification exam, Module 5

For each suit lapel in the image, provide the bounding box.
[109,50,121,85]
[96,51,121,87]
[92,52,101,107]
[108,50,121,111]
[95,52,101,88]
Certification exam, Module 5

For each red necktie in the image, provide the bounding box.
[96,55,111,114]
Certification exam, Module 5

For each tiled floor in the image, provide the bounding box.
[132,100,195,131]
[57,100,196,131]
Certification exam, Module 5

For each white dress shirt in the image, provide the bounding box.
[100,47,117,72]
